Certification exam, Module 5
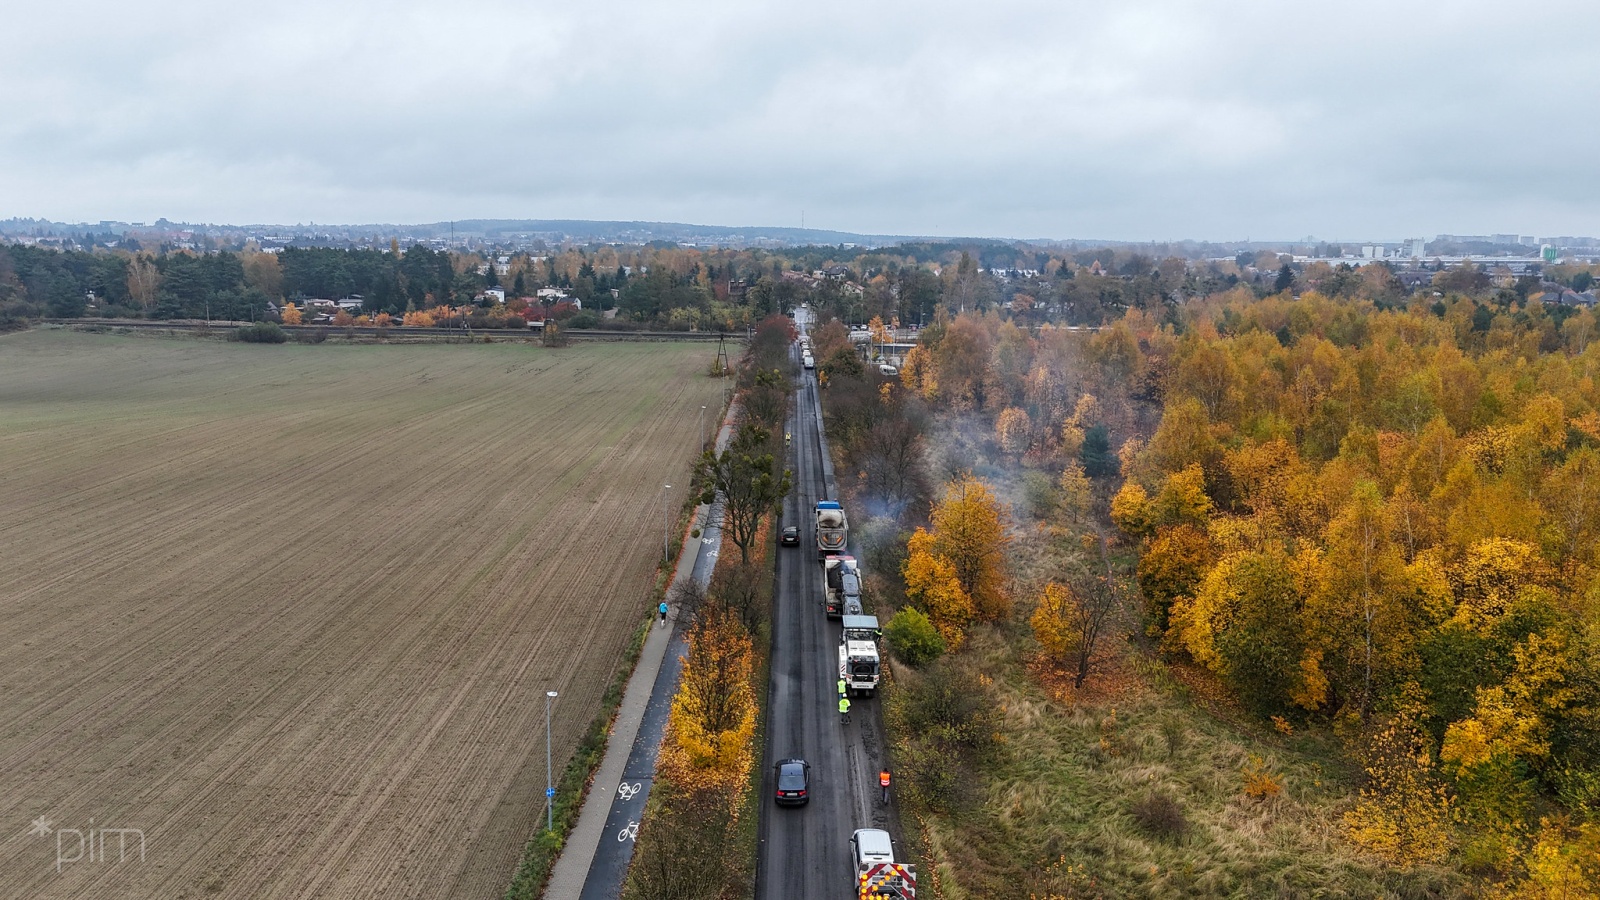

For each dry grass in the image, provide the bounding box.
[911,627,1468,899]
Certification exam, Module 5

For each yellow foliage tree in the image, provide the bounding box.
[1109,481,1152,537]
[403,309,435,327]
[1057,461,1092,524]
[658,607,756,806]
[1151,464,1213,528]
[280,302,301,325]
[900,344,937,401]
[1515,819,1600,899]
[995,407,1031,456]
[1029,581,1080,661]
[1344,690,1457,866]
[1441,631,1575,775]
[903,528,974,650]
[928,474,1011,620]
[1450,537,1549,630]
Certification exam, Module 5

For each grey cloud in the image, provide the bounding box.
[3,0,1597,239]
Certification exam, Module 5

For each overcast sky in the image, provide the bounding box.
[3,0,1596,241]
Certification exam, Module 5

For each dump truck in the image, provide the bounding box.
[851,828,915,899]
[823,555,860,619]
[815,501,848,558]
[839,614,882,696]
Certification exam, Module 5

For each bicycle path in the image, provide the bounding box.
[543,409,734,900]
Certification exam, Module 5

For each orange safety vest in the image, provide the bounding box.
[879,770,891,788]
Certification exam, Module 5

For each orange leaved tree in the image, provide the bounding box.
[903,528,975,650]
[927,473,1011,621]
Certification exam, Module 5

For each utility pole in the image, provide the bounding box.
[662,484,672,562]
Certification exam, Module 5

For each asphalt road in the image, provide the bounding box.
[756,312,901,900]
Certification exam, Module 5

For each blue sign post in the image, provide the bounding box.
[545,691,558,832]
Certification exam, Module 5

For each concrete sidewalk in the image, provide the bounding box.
[543,404,737,900]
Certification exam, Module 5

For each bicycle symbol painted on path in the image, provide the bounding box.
[617,820,640,842]
[617,782,642,801]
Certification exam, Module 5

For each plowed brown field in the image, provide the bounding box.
[0,329,724,899]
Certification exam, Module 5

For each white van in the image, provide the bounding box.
[878,363,898,376]
[850,828,895,868]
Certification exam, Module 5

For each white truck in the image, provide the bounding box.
[815,501,848,558]
[823,555,860,619]
[851,828,915,899]
[839,614,882,697]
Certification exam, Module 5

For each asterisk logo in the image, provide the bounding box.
[28,816,53,838]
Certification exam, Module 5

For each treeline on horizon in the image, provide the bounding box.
[2,239,1599,333]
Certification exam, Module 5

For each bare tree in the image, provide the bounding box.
[861,417,926,520]
[126,254,160,310]
[712,561,767,634]
[1071,572,1121,689]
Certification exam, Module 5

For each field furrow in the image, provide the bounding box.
[0,330,724,899]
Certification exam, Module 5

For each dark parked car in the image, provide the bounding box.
[780,525,800,547]
[774,758,810,806]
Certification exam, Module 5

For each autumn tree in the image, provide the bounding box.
[1300,482,1425,719]
[995,407,1031,456]
[1344,689,1457,865]
[1030,575,1120,688]
[1172,548,1308,715]
[927,474,1011,620]
[634,604,757,900]
[931,314,994,409]
[1109,482,1152,538]
[1057,461,1092,524]
[280,302,302,325]
[242,251,283,299]
[696,422,791,563]
[1136,524,1214,631]
[903,528,975,650]
[660,605,757,797]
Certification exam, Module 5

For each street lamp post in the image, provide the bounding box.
[699,405,707,453]
[545,690,558,832]
[662,484,672,562]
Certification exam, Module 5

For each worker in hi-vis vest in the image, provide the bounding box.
[838,695,851,723]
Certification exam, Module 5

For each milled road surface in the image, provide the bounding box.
[756,314,900,900]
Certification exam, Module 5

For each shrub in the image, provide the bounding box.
[885,607,945,667]
[888,658,1000,812]
[1021,470,1059,520]
[1130,791,1189,841]
[294,327,328,344]
[232,322,287,343]
[1242,754,1284,800]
